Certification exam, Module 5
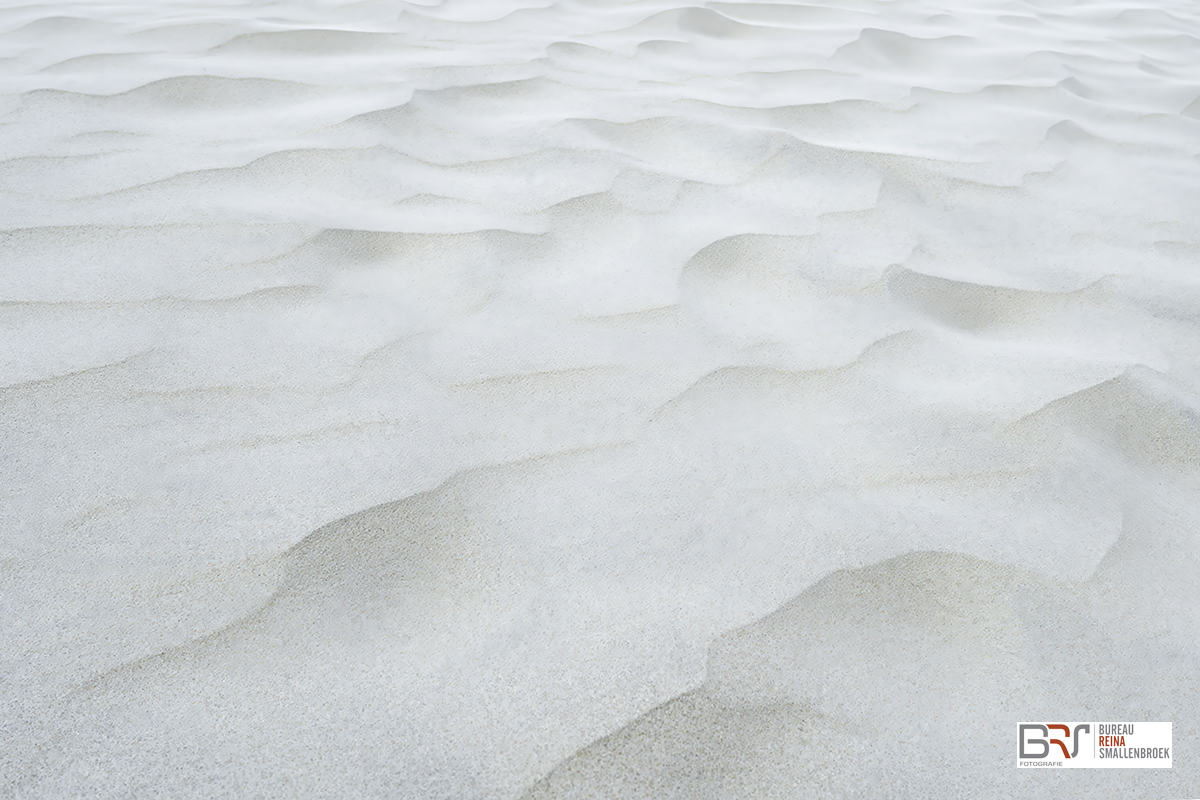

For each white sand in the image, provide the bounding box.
[2,0,1198,797]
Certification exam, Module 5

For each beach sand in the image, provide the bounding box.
[2,0,1198,797]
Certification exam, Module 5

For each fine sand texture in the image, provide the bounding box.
[2,0,1199,798]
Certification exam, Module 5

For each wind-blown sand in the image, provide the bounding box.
[2,0,1198,797]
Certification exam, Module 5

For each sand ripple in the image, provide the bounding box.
[2,0,1199,797]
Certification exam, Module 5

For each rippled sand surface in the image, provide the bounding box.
[3,0,1199,797]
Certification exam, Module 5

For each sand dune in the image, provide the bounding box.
[3,0,1199,797]
[524,550,1196,798]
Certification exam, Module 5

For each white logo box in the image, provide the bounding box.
[1017,722,1172,769]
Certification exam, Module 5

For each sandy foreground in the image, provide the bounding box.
[1,0,1198,797]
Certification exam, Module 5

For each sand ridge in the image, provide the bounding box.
[2,0,1199,797]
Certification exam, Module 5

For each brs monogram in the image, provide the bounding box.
[1020,724,1090,759]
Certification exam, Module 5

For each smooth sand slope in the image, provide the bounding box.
[2,0,1199,797]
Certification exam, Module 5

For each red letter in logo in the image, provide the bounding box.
[1048,724,1072,759]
